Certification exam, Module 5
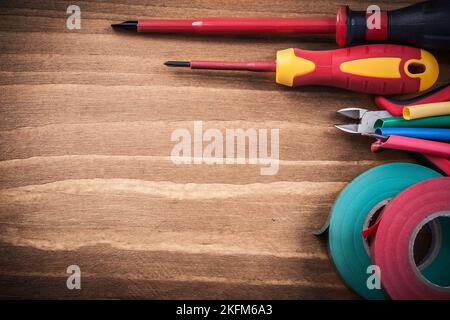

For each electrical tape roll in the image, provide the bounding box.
[327,163,441,300]
[372,177,450,300]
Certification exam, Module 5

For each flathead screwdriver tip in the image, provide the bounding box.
[164,61,191,68]
[111,21,138,31]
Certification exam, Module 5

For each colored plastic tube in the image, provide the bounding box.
[423,154,450,176]
[371,135,450,158]
[375,84,450,117]
[403,101,450,120]
[375,127,450,141]
[374,115,450,129]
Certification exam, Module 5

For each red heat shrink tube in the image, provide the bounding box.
[371,135,450,158]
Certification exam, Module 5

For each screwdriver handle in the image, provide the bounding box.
[340,0,450,49]
[375,83,450,116]
[275,44,439,95]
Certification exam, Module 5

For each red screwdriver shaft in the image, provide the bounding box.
[193,60,276,72]
[137,17,336,34]
[164,60,276,72]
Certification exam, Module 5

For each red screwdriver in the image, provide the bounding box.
[164,44,439,95]
[112,1,450,49]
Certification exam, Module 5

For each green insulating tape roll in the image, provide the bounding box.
[327,163,442,300]
[374,115,450,129]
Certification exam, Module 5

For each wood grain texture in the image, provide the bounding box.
[0,0,448,299]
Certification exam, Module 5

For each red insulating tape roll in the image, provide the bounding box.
[372,177,450,300]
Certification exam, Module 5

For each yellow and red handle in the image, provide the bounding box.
[275,44,439,95]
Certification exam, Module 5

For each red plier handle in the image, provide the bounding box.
[375,83,450,116]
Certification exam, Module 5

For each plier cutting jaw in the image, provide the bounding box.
[335,107,450,176]
[334,108,391,134]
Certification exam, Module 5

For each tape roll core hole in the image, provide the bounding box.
[413,223,435,269]
[363,198,391,256]
[410,214,450,290]
[363,203,443,271]
[364,206,384,248]
[407,62,426,75]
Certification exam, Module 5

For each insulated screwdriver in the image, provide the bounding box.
[112,0,450,49]
[164,44,439,95]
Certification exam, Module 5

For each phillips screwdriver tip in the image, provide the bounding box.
[164,61,191,68]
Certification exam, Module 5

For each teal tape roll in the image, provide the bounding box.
[327,163,441,300]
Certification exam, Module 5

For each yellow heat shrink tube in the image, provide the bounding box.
[403,101,450,120]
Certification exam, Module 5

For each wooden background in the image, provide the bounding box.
[0,0,448,299]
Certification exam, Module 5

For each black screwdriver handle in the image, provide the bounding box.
[344,0,450,50]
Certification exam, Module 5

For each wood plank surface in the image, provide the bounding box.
[0,0,448,299]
